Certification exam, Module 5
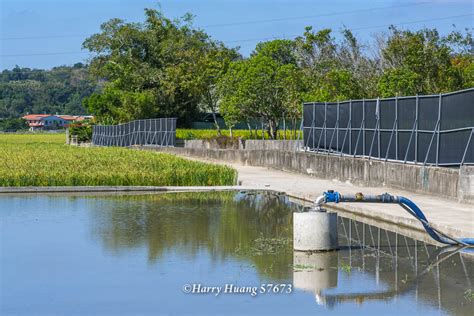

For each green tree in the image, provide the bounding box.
[294,27,369,102]
[83,9,236,126]
[219,40,305,139]
[179,42,240,133]
[0,118,28,131]
[377,27,473,96]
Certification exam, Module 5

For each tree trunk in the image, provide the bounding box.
[267,120,279,140]
[211,111,221,136]
[292,118,297,140]
[247,122,253,139]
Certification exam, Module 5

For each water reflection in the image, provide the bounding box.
[308,217,474,314]
[90,191,295,280]
[90,192,473,314]
[293,251,338,305]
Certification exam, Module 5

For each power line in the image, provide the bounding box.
[1,51,89,58]
[1,13,472,58]
[224,13,474,43]
[202,2,431,28]
[0,2,430,41]
[351,13,473,31]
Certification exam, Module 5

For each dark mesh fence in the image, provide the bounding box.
[92,118,177,147]
[303,89,474,166]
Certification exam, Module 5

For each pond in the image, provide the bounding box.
[1,191,472,315]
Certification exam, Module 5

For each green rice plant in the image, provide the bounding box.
[0,134,237,187]
[0,133,65,144]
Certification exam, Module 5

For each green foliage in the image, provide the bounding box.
[0,118,28,131]
[378,68,421,97]
[69,123,93,143]
[0,134,237,186]
[175,129,301,140]
[218,40,305,139]
[340,264,352,273]
[0,63,95,119]
[82,9,241,126]
[378,27,473,96]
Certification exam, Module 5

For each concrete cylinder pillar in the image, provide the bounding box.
[293,211,338,251]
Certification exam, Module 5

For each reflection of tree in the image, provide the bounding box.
[90,191,294,280]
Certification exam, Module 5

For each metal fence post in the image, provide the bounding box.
[395,95,399,160]
[461,128,473,165]
[436,94,442,166]
[424,120,440,166]
[377,98,381,159]
[349,100,352,155]
[336,101,340,151]
[362,98,366,156]
[324,102,328,149]
[312,104,316,150]
[415,95,419,163]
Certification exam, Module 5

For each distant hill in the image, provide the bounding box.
[0,63,97,119]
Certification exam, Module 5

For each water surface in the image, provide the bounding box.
[1,192,472,315]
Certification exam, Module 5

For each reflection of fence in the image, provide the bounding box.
[92,118,177,147]
[303,88,474,166]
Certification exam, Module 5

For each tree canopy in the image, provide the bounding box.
[82,9,240,126]
[218,40,304,138]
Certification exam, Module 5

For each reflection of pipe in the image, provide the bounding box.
[293,251,338,306]
[315,191,474,246]
[317,245,466,304]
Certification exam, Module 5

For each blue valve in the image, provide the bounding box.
[324,190,340,203]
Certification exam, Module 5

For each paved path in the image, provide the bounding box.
[180,155,474,243]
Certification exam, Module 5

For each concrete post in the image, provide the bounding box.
[293,211,338,251]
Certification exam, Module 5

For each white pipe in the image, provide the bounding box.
[314,195,326,211]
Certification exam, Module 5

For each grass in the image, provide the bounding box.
[293,264,316,270]
[340,263,352,273]
[0,134,237,186]
[464,289,473,302]
[252,234,291,254]
[176,129,301,140]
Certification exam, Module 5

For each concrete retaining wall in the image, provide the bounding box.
[244,140,302,151]
[146,147,473,204]
[184,139,243,150]
[459,166,474,203]
[183,139,302,151]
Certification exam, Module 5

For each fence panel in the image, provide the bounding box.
[303,88,474,166]
[92,118,177,148]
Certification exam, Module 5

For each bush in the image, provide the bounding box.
[0,118,28,132]
[69,123,92,143]
[176,129,301,140]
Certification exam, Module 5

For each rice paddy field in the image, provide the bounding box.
[0,134,237,186]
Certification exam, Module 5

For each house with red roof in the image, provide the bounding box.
[22,114,93,131]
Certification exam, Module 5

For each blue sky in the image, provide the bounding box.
[1,0,472,70]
